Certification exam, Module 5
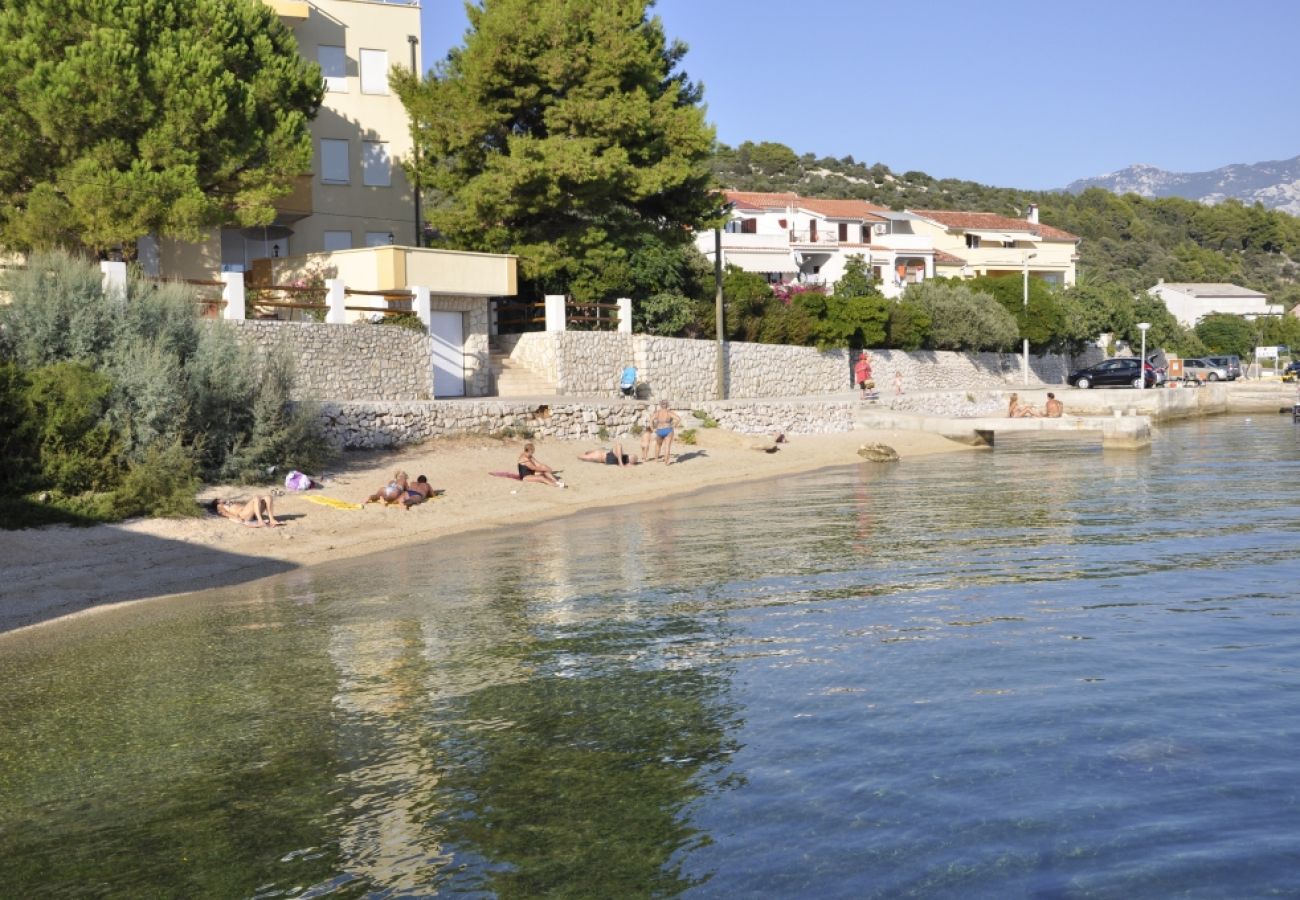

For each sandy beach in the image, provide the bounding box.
[0,426,970,635]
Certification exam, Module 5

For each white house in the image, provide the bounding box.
[696,192,1079,298]
[695,191,936,298]
[1147,281,1282,328]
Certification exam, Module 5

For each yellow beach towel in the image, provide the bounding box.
[303,495,362,510]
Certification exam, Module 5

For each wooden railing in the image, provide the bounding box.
[494,298,546,333]
[565,299,621,331]
[344,287,413,317]
[247,284,328,322]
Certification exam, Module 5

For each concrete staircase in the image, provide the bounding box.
[490,348,556,397]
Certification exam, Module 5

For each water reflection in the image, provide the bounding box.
[4,416,1300,896]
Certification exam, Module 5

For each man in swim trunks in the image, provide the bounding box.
[650,400,682,465]
[577,442,638,467]
[402,474,438,508]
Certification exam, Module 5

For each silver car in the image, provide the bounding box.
[1181,358,1228,382]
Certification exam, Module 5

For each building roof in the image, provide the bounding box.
[795,197,890,222]
[724,190,801,210]
[909,209,1079,242]
[1150,282,1268,299]
[932,249,968,266]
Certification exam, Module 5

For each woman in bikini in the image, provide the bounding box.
[518,443,564,487]
[212,495,282,527]
[364,471,410,506]
[650,400,682,464]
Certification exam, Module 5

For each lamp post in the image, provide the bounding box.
[408,35,421,248]
[1137,322,1151,390]
[1022,251,1038,385]
[714,223,725,400]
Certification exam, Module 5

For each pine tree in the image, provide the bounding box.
[393,0,718,301]
[0,0,323,254]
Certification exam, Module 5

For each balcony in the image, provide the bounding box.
[789,229,839,248]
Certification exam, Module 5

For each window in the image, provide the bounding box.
[359,49,389,94]
[321,139,349,184]
[838,223,848,241]
[365,231,394,247]
[809,220,818,241]
[740,218,757,234]
[861,224,870,242]
[362,141,391,187]
[318,46,346,92]
[966,233,981,249]
[323,230,352,251]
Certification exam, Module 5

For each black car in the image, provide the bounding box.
[1067,357,1157,389]
[1204,355,1242,380]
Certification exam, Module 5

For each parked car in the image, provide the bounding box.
[1204,355,1242,380]
[1283,361,1300,382]
[1180,358,1229,382]
[1067,357,1157,389]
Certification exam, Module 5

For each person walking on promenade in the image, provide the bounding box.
[854,353,874,399]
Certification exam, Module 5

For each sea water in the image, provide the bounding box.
[3,415,1300,898]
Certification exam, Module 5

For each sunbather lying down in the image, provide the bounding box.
[212,495,282,527]
[364,471,440,509]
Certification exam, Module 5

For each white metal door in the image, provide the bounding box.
[429,311,465,397]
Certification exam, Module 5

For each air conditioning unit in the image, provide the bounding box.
[873,223,887,235]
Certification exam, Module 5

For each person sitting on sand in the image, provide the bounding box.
[364,471,410,506]
[650,400,682,464]
[518,442,564,487]
[1044,393,1064,418]
[212,495,281,527]
[1008,393,1041,418]
[578,442,638,467]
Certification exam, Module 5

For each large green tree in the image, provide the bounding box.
[0,0,323,254]
[393,0,718,301]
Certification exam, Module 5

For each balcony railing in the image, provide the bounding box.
[789,229,840,247]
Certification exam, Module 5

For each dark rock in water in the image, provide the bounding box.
[858,442,899,463]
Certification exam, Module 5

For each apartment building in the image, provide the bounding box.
[908,205,1079,287]
[142,0,421,279]
[1148,281,1282,328]
[697,192,1078,297]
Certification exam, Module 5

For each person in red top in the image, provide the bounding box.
[854,353,873,399]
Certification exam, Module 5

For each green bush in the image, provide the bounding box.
[113,441,203,520]
[26,362,122,493]
[678,428,697,445]
[0,363,38,491]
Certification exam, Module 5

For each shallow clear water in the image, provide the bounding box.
[4,416,1300,898]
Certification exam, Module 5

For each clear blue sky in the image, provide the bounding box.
[418,0,1300,190]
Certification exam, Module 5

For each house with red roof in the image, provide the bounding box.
[907,205,1079,286]
[697,192,1079,296]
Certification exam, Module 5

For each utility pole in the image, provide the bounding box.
[408,34,422,248]
[714,225,725,400]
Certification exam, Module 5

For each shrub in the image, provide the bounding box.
[113,441,203,520]
[26,362,122,494]
[691,409,719,428]
[377,312,427,333]
[0,363,38,492]
[678,428,697,445]
[219,348,332,483]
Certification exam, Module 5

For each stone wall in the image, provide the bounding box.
[500,331,1103,401]
[318,398,856,449]
[229,320,433,401]
[228,294,492,400]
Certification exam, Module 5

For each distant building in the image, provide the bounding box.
[143,0,422,279]
[1147,281,1282,328]
[696,193,1077,298]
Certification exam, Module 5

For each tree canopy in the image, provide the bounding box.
[393,0,718,301]
[0,0,323,254]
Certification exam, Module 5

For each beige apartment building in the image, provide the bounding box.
[142,0,422,279]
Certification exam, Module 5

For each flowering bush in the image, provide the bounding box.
[771,281,826,307]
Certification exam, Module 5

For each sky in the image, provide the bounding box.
[418,0,1300,191]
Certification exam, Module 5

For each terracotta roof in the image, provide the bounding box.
[795,197,890,222]
[933,249,967,266]
[724,190,801,209]
[910,209,1079,242]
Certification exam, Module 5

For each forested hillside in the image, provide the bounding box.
[712,142,1300,309]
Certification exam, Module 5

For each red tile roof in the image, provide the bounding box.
[910,209,1079,242]
[795,197,890,221]
[724,190,801,209]
[933,249,967,266]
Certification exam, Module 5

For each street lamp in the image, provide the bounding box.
[1022,251,1037,385]
[1137,322,1151,391]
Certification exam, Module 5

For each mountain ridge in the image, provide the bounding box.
[1065,155,1300,214]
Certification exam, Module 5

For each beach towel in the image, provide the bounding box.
[490,471,523,480]
[303,495,362,510]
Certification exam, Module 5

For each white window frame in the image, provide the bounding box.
[322,230,353,251]
[320,139,349,184]
[359,49,389,95]
[362,141,391,187]
[317,45,346,92]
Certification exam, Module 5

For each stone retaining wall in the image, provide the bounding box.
[228,294,491,400]
[317,398,855,449]
[230,320,434,401]
[499,331,1104,401]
